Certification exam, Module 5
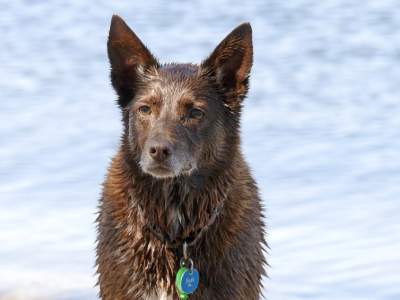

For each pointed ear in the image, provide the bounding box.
[108,15,158,107]
[201,23,253,109]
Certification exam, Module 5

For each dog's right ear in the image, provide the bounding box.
[108,15,158,107]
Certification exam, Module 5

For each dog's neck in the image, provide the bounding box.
[121,152,235,245]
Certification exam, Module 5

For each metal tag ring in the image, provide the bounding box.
[180,258,194,271]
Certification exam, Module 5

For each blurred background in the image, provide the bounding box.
[1,0,400,299]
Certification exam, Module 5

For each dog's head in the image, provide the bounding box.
[108,15,252,179]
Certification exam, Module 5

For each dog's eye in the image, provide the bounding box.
[189,108,204,119]
[138,105,151,114]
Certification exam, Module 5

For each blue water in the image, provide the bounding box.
[1,1,399,299]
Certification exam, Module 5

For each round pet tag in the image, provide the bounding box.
[176,267,199,296]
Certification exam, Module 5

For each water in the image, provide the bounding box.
[1,0,399,299]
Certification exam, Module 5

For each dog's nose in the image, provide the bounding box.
[149,143,171,162]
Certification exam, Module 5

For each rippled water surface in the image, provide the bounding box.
[1,1,399,299]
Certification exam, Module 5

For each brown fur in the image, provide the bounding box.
[96,15,266,300]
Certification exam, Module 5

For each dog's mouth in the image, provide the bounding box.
[142,161,196,179]
[145,163,175,178]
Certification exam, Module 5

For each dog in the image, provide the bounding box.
[96,15,266,300]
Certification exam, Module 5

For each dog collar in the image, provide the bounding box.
[145,200,225,249]
[142,200,224,298]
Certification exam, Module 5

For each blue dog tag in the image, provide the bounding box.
[176,266,199,297]
[180,268,199,293]
[176,243,199,299]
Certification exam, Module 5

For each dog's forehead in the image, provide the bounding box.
[140,63,201,104]
[160,63,199,77]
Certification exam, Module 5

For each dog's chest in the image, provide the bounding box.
[143,290,172,300]
[167,205,184,240]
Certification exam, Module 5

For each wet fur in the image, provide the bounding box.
[96,15,266,300]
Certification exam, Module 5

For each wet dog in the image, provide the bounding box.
[96,15,266,300]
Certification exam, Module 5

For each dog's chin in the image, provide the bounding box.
[141,163,196,179]
[143,164,176,179]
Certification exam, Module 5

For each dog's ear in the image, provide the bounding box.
[202,23,253,110]
[108,15,158,107]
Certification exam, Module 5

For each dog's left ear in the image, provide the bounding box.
[202,23,253,109]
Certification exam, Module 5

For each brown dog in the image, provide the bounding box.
[96,15,266,300]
